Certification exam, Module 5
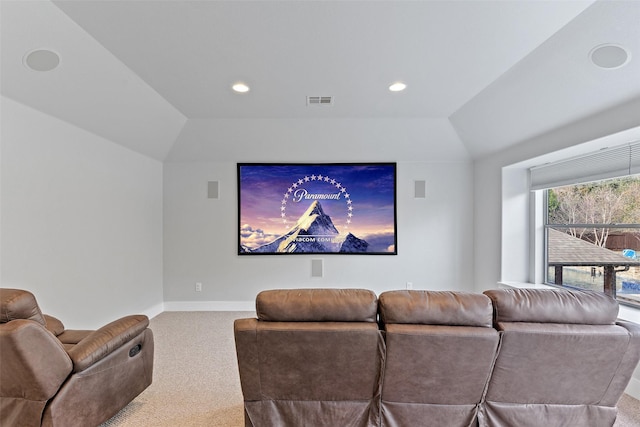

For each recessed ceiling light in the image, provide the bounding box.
[23,49,60,72]
[589,44,630,69]
[232,82,250,93]
[389,82,407,92]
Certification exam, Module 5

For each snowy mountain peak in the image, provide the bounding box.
[247,200,369,253]
[294,200,338,235]
[305,200,323,215]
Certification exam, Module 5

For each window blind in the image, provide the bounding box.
[529,141,640,190]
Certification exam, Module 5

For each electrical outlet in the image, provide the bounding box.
[195,282,202,292]
[406,282,413,290]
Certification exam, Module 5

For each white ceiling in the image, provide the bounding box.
[2,0,639,161]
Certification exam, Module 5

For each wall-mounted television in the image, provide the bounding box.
[238,163,397,255]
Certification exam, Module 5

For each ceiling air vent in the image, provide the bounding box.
[307,96,334,106]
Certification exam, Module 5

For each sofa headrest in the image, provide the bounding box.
[483,288,619,325]
[378,290,493,327]
[256,289,378,323]
[0,288,46,326]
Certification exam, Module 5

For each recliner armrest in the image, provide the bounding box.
[67,314,150,372]
[0,319,73,401]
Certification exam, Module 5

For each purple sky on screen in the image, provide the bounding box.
[239,164,396,239]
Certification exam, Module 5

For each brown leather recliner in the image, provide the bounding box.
[481,288,640,427]
[234,288,385,427]
[378,290,500,427]
[0,288,154,427]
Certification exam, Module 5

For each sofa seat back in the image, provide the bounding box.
[0,289,73,426]
[378,290,499,427]
[234,289,384,427]
[481,288,640,427]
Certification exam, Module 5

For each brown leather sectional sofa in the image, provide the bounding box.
[234,287,640,427]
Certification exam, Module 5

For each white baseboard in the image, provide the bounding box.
[142,302,165,321]
[162,300,255,312]
[625,375,640,400]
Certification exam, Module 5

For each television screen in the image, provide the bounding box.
[238,163,397,255]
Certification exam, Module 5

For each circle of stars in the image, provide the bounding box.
[281,174,353,230]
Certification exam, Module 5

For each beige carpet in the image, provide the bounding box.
[101,311,640,427]
[101,311,253,427]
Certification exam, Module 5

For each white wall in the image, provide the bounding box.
[1,97,164,329]
[163,159,474,306]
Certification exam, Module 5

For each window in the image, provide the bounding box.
[543,177,640,307]
[529,141,640,307]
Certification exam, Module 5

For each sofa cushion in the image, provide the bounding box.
[484,288,619,325]
[378,290,493,327]
[0,289,46,326]
[256,289,378,323]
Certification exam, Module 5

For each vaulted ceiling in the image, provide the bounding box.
[2,0,639,161]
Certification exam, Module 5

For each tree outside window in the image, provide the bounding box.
[546,176,640,307]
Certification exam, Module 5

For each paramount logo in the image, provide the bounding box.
[292,188,341,203]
